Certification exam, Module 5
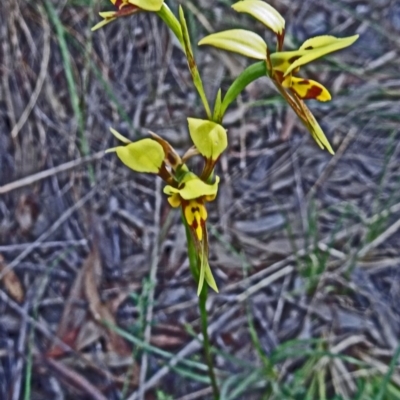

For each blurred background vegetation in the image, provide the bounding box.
[1,0,400,399]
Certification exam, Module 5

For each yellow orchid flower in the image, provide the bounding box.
[92,0,163,31]
[198,0,359,154]
[164,172,220,294]
[106,126,222,294]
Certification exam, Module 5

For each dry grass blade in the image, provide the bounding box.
[44,358,108,400]
[10,6,51,139]
[0,151,104,195]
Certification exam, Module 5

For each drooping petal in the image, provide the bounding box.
[106,138,165,173]
[164,174,220,200]
[284,35,359,76]
[128,0,163,11]
[187,118,227,161]
[198,29,267,60]
[232,0,285,35]
[289,76,331,101]
[298,100,334,154]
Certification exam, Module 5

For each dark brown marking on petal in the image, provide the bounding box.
[298,79,310,85]
[191,206,200,214]
[289,56,301,63]
[116,6,139,17]
[304,46,313,50]
[305,85,323,100]
[273,70,285,83]
[179,182,186,189]
[192,219,198,230]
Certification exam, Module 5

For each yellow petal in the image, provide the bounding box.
[187,118,227,160]
[290,76,331,101]
[182,174,220,200]
[300,35,352,50]
[284,35,359,76]
[198,29,267,60]
[164,174,220,200]
[232,0,285,35]
[167,193,181,208]
[110,0,130,6]
[112,139,165,173]
[128,0,163,11]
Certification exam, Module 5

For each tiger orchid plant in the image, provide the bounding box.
[92,1,359,397]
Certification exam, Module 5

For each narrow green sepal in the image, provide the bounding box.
[157,3,184,48]
[179,6,212,119]
[213,88,222,122]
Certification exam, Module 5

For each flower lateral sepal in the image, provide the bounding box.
[92,2,140,31]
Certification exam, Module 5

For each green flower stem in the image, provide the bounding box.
[183,217,220,399]
[199,284,220,399]
[220,61,268,121]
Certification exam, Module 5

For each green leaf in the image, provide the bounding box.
[220,61,268,117]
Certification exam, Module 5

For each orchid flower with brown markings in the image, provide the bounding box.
[199,0,359,154]
[106,118,227,294]
[92,0,163,31]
